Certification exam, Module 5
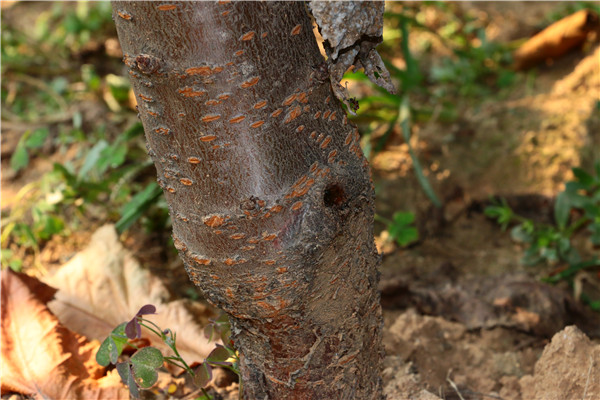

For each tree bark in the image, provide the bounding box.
[112,2,384,399]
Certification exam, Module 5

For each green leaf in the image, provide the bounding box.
[583,203,600,222]
[497,69,516,88]
[35,215,64,240]
[585,299,600,311]
[392,211,415,226]
[387,212,419,247]
[554,192,570,231]
[96,322,128,366]
[391,226,419,247]
[72,112,83,129]
[572,167,594,188]
[115,182,163,233]
[53,162,77,186]
[207,345,231,365]
[562,182,591,209]
[3,248,22,272]
[97,142,128,174]
[510,225,532,243]
[9,259,23,272]
[399,16,422,92]
[398,96,442,208]
[122,122,145,141]
[564,180,587,194]
[130,347,163,388]
[117,361,140,399]
[540,247,558,263]
[15,224,38,248]
[50,77,69,95]
[219,324,231,345]
[589,223,600,245]
[557,236,572,255]
[484,205,503,218]
[203,324,214,341]
[1,249,13,261]
[544,258,600,283]
[484,201,514,231]
[10,143,29,172]
[215,312,229,324]
[77,139,108,180]
[24,128,49,149]
[193,363,213,388]
[522,244,543,265]
[563,246,581,265]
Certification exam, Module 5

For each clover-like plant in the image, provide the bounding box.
[96,304,239,399]
[376,211,419,247]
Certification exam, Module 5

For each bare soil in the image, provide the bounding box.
[372,3,600,398]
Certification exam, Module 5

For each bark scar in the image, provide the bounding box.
[308,1,396,115]
[281,329,323,389]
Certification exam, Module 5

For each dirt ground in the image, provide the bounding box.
[373,3,600,399]
[1,2,599,400]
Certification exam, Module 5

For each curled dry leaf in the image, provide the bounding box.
[513,9,600,70]
[0,269,129,399]
[41,224,216,366]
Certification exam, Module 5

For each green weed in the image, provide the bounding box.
[1,3,173,272]
[485,163,600,309]
[0,121,166,270]
[376,211,419,248]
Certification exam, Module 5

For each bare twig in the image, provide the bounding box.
[446,370,465,400]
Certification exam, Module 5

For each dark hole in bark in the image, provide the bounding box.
[323,183,345,207]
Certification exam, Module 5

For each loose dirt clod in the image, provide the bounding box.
[519,325,600,400]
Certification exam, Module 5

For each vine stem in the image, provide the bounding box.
[139,319,195,376]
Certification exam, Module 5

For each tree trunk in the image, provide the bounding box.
[112,2,384,398]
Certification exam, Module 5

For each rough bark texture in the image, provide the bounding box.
[112,2,383,399]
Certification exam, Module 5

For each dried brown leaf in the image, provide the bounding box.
[0,269,129,399]
[513,9,600,70]
[42,224,216,366]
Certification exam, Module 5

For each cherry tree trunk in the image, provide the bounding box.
[112,2,384,398]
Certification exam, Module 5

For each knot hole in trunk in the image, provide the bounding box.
[323,183,345,207]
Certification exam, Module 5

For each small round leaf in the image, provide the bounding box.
[203,324,214,341]
[207,345,232,365]
[193,363,213,388]
[117,361,140,399]
[130,347,163,388]
[96,323,128,366]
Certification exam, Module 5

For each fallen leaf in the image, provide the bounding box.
[0,269,128,398]
[42,224,217,366]
[513,9,599,70]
